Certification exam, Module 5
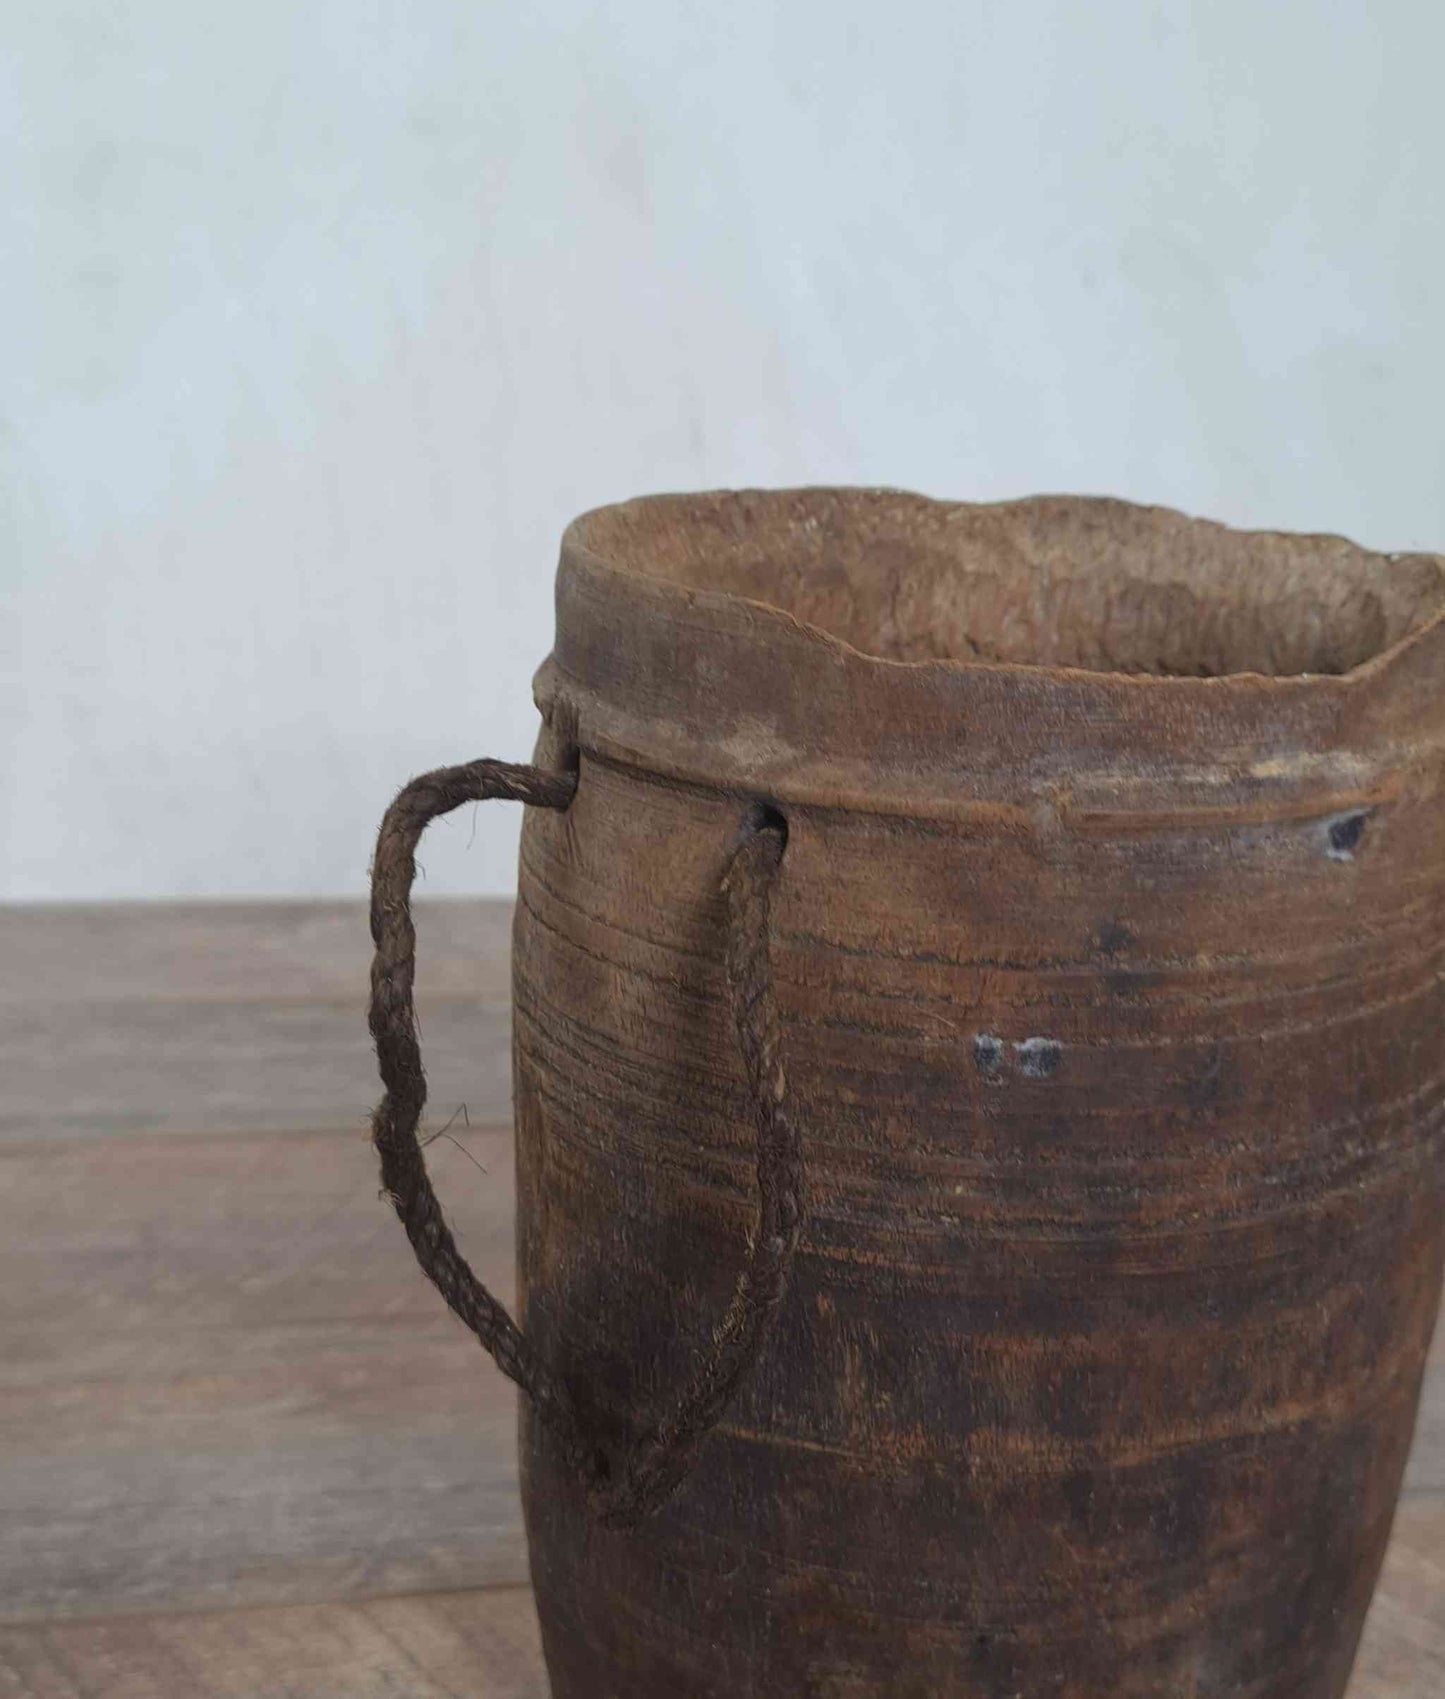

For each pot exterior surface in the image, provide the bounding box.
[511,492,1445,1698]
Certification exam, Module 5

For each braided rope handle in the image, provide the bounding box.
[368,757,802,1528]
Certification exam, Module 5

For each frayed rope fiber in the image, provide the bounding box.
[368,758,801,1528]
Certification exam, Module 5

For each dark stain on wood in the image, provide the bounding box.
[3,892,1442,1694]
[499,490,1445,1695]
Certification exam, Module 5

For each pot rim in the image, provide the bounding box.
[542,488,1445,821]
[561,487,1445,693]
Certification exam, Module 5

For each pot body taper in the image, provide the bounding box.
[510,490,1445,1698]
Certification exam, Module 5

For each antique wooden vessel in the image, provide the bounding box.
[371,490,1445,1697]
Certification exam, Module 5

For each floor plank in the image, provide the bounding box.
[1,997,511,1140]
[1,899,1440,1695]
[1405,1356,1445,1495]
[0,901,514,1007]
[0,900,512,1139]
[1,1523,1441,1699]
[0,1586,546,1699]
[0,1123,528,1622]
[1350,1497,1445,1698]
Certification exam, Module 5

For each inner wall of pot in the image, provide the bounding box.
[572,489,1445,678]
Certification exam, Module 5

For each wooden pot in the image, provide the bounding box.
[379,489,1445,1697]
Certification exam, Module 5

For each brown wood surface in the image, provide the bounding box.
[0,899,1440,1695]
[0,901,513,1139]
[513,491,1445,1697]
[0,1588,546,1698]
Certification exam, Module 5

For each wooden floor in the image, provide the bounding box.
[1,901,1440,1697]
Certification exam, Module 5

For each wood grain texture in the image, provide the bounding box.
[0,1540,1442,1699]
[514,755,1445,1699]
[1350,1499,1445,1699]
[511,490,1445,1697]
[0,901,514,1006]
[0,1587,546,1698]
[0,901,512,1138]
[0,899,527,1631]
[0,1120,529,1623]
[0,892,1440,1696]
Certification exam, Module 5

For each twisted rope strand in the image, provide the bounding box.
[597,808,800,1526]
[369,759,587,1469]
[368,759,800,1527]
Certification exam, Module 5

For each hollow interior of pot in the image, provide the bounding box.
[573,489,1445,678]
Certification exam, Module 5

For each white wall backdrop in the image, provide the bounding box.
[6,1,1443,898]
